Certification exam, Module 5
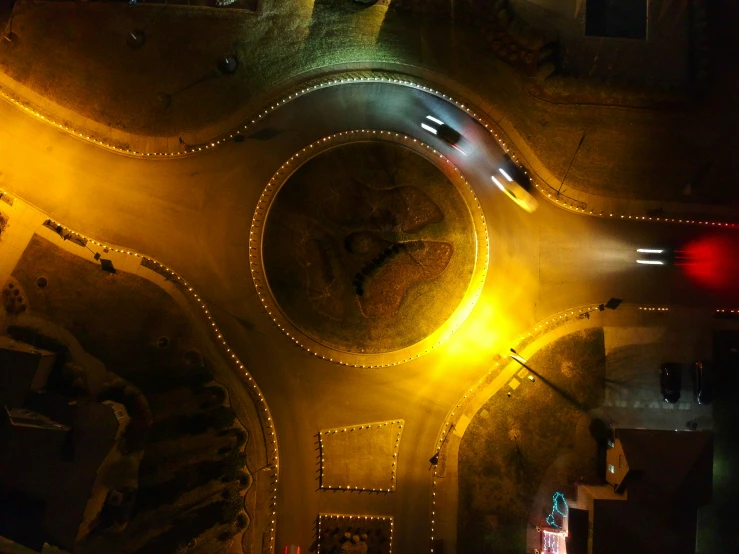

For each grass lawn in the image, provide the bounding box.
[458,328,606,554]
[10,234,250,553]
[12,234,195,379]
[320,420,403,492]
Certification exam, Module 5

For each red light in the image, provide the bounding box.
[681,234,739,291]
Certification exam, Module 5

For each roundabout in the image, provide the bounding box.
[251,131,489,365]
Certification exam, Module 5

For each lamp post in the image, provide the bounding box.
[510,348,527,365]
[429,423,455,466]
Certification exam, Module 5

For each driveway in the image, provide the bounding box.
[596,307,715,431]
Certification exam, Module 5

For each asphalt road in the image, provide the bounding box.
[1,81,737,553]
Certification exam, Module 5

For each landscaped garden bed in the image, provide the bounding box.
[317,514,393,554]
[319,420,403,492]
[262,141,476,353]
[457,328,606,554]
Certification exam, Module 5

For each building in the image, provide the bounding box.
[0,336,56,407]
[568,428,713,554]
[0,337,129,553]
[509,0,697,87]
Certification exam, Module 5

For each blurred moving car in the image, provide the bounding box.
[421,115,465,153]
[635,248,675,265]
[491,159,538,213]
[284,546,301,554]
[692,360,714,404]
[660,362,682,403]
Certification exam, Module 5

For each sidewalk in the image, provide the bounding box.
[0,0,738,210]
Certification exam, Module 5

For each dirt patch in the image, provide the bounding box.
[262,141,476,353]
[319,420,403,491]
[457,328,606,554]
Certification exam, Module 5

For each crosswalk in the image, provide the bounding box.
[604,397,694,410]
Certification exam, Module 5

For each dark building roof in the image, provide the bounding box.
[0,393,120,552]
[565,508,589,554]
[0,337,56,408]
[614,428,713,506]
[591,498,698,554]
[583,429,713,554]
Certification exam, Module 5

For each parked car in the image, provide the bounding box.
[660,362,682,403]
[692,360,714,404]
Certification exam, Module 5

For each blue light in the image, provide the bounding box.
[545,492,569,528]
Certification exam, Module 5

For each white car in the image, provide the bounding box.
[491,166,538,213]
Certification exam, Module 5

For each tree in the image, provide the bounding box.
[209,406,236,431]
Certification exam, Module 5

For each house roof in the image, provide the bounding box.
[0,393,120,552]
[615,428,713,505]
[579,429,714,554]
[592,496,698,554]
[0,337,54,408]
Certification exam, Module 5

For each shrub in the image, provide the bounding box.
[136,501,226,554]
[232,428,247,447]
[223,450,247,481]
[220,491,243,524]
[135,460,227,514]
[209,406,236,432]
[237,471,251,488]
[129,364,213,395]
[177,412,211,435]
[60,362,88,396]
[198,385,227,409]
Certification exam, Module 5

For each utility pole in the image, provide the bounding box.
[558,130,587,194]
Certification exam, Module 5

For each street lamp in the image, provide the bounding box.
[509,348,527,365]
[429,423,455,466]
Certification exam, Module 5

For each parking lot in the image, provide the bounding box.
[590,307,716,431]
